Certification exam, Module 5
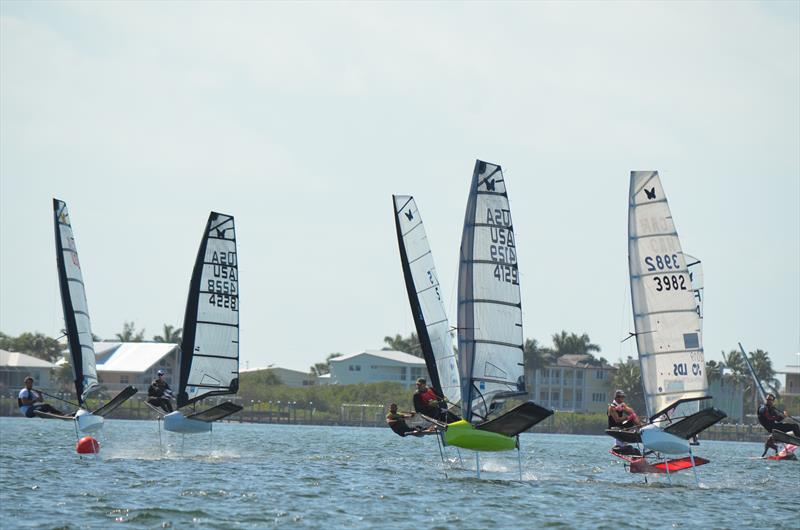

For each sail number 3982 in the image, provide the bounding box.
[653,275,687,291]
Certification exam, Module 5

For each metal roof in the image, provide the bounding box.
[329,349,425,365]
[0,349,55,368]
[93,342,178,373]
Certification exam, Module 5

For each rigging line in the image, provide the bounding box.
[35,389,81,409]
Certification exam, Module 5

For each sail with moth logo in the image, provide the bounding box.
[607,172,726,480]
[160,212,243,434]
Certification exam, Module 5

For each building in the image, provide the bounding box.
[56,342,180,392]
[0,349,54,392]
[778,362,800,397]
[527,354,616,413]
[328,350,427,388]
[93,342,180,392]
[240,366,319,387]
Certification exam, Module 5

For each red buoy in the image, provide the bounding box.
[76,436,100,454]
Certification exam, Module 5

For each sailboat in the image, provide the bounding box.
[739,342,800,459]
[52,199,137,433]
[607,171,726,479]
[159,211,243,434]
[393,160,553,469]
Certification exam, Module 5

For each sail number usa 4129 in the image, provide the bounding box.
[486,208,518,285]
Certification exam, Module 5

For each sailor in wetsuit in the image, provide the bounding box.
[412,378,460,423]
[757,393,799,436]
[18,376,66,418]
[386,403,427,437]
[147,370,174,413]
[608,389,642,456]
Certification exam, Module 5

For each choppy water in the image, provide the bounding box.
[0,417,797,529]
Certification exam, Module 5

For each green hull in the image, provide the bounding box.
[443,420,517,451]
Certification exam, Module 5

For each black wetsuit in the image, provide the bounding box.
[147,380,174,413]
[757,404,798,436]
[386,413,421,437]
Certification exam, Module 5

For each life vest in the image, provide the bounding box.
[420,388,439,406]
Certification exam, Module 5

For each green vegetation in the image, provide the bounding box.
[0,331,64,362]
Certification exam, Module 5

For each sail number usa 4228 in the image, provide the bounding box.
[207,250,238,310]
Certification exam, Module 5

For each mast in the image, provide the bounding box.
[177,212,240,408]
[393,195,460,408]
[628,171,707,419]
[53,199,99,406]
[457,160,525,422]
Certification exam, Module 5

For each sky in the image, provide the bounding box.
[1,1,798,375]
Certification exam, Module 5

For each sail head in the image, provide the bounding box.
[457,161,525,423]
[628,172,707,419]
[177,212,240,408]
[53,199,99,405]
[393,195,461,409]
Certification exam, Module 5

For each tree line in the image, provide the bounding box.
[0,323,182,363]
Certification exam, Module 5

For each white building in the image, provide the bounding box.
[57,342,180,392]
[328,350,427,388]
[0,349,54,391]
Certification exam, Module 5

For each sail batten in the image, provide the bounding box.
[628,171,707,420]
[393,195,461,409]
[177,212,240,409]
[458,160,525,423]
[53,199,99,405]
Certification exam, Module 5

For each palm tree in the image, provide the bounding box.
[309,353,342,376]
[523,338,554,371]
[551,330,602,362]
[153,324,182,343]
[382,333,423,357]
[705,360,724,383]
[115,322,145,342]
[610,357,645,414]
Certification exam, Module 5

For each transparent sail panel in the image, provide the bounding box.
[179,212,239,407]
[628,172,707,418]
[53,199,99,403]
[393,196,461,408]
[458,161,525,422]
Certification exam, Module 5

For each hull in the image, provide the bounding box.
[611,450,710,474]
[443,420,516,452]
[75,409,104,433]
[163,411,212,434]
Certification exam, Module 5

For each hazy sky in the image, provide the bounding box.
[2,1,798,375]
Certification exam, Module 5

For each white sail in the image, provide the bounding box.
[393,195,461,408]
[458,160,525,422]
[628,171,707,419]
[177,212,239,408]
[685,254,703,325]
[53,199,99,404]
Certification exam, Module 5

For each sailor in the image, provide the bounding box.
[412,378,448,419]
[607,389,641,429]
[18,376,66,418]
[385,403,428,437]
[147,370,174,413]
[757,393,798,436]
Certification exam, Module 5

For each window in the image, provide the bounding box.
[120,375,129,384]
[595,370,606,380]
[539,391,547,402]
[576,371,584,381]
[550,391,560,402]
[576,390,583,403]
[349,365,362,371]
[592,392,606,403]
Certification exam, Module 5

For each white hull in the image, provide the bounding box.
[641,425,689,455]
[75,409,104,433]
[163,411,211,434]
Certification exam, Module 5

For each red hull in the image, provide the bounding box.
[611,450,710,474]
